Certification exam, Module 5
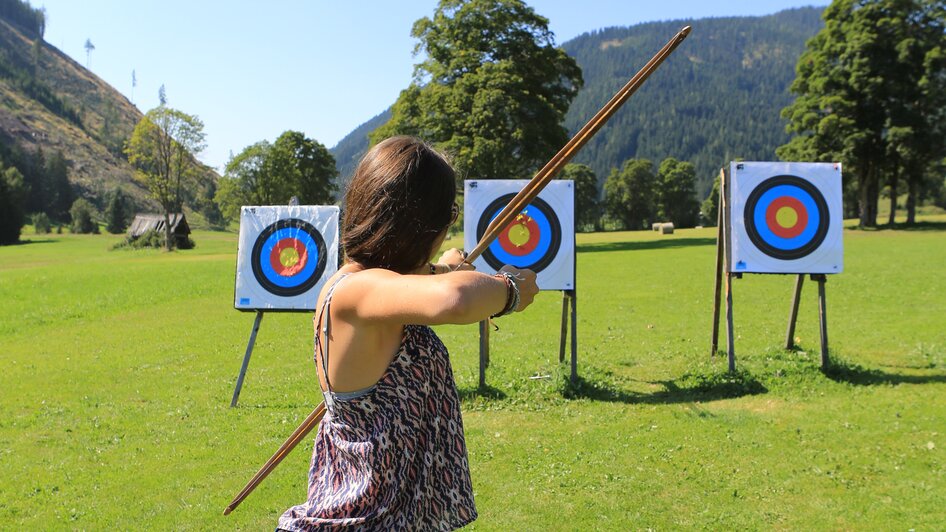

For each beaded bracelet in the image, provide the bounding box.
[490,271,520,318]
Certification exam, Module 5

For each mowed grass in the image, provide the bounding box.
[0,219,944,530]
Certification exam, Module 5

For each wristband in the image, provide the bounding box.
[490,271,520,318]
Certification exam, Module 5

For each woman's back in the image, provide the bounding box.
[277,276,476,530]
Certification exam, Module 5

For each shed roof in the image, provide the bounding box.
[128,213,190,237]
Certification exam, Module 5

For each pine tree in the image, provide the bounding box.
[105,189,128,234]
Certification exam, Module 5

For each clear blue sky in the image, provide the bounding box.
[38,1,827,172]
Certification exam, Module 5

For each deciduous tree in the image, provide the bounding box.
[604,158,656,230]
[657,157,700,228]
[69,197,97,234]
[216,132,337,222]
[372,0,582,182]
[557,163,600,231]
[126,105,206,250]
[778,0,946,228]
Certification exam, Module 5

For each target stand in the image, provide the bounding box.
[710,162,843,371]
[230,206,339,406]
[464,180,578,387]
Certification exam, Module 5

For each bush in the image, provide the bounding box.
[112,230,195,251]
[69,198,98,234]
[32,212,51,233]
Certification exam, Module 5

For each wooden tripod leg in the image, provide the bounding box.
[569,290,578,384]
[559,291,569,363]
[231,311,263,407]
[814,274,829,369]
[785,274,805,349]
[478,320,489,388]
[711,198,724,357]
[725,273,736,373]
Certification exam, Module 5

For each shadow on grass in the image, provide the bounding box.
[577,237,716,254]
[848,221,946,232]
[823,358,946,386]
[562,369,767,405]
[5,238,60,245]
[457,383,507,401]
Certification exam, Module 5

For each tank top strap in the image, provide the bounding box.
[315,273,351,401]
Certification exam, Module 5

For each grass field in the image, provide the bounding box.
[1,217,944,529]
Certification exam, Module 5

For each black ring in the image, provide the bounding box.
[251,218,327,297]
[476,193,561,273]
[743,175,829,260]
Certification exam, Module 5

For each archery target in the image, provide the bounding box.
[235,205,339,311]
[727,162,843,274]
[464,180,574,290]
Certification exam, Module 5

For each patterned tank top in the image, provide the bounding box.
[277,274,477,531]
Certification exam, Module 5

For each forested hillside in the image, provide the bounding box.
[0,10,149,205]
[330,108,390,184]
[331,7,824,198]
[563,7,823,196]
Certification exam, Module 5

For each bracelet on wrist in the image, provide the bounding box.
[490,271,520,318]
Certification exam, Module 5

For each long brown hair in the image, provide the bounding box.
[342,136,456,273]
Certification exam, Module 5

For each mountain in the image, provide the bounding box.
[562,7,824,196]
[330,108,391,187]
[329,6,825,199]
[0,11,152,207]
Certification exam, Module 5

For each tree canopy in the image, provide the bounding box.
[556,163,599,231]
[216,131,337,222]
[657,157,700,228]
[371,0,582,182]
[604,158,656,231]
[0,164,27,244]
[126,105,206,250]
[778,0,946,227]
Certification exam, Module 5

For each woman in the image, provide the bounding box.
[277,136,539,531]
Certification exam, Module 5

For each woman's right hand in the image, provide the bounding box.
[499,265,538,312]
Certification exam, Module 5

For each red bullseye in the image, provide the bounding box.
[270,238,309,276]
[497,214,540,256]
[765,196,807,239]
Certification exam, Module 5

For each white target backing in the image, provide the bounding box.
[464,180,575,290]
[726,162,843,274]
[235,205,339,311]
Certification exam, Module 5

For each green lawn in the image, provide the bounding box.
[0,219,943,529]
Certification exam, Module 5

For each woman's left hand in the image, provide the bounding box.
[437,248,475,272]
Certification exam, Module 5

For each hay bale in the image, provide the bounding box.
[660,222,674,234]
[652,222,661,231]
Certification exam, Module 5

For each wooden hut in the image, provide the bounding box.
[128,213,191,247]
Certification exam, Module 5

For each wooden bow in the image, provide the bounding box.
[466,25,691,264]
[224,25,691,516]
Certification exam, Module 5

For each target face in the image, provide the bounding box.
[477,194,561,273]
[251,219,327,297]
[235,206,339,311]
[464,180,574,290]
[744,175,829,260]
[727,162,842,274]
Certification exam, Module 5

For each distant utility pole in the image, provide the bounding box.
[132,69,137,104]
[84,38,95,68]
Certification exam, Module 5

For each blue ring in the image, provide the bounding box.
[752,185,820,250]
[486,206,553,267]
[258,227,320,288]
[476,194,562,273]
[250,218,328,297]
[743,175,830,260]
